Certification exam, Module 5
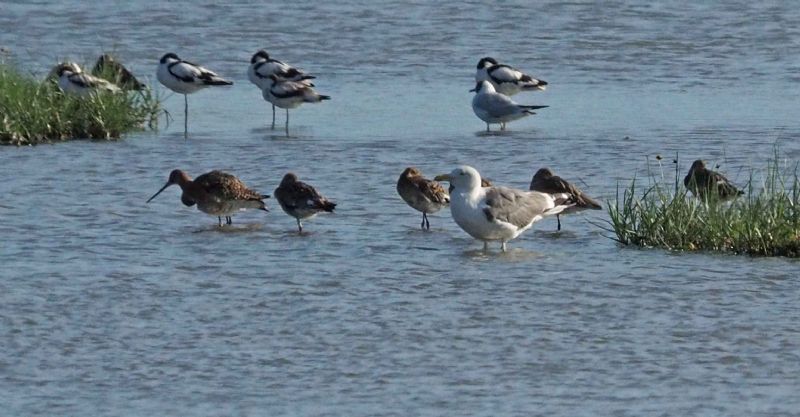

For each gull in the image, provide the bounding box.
[435,165,574,252]
[92,54,146,91]
[475,57,548,96]
[262,74,330,136]
[274,173,336,233]
[156,52,233,137]
[684,160,744,201]
[396,167,450,230]
[53,62,121,96]
[470,80,548,131]
[248,50,315,129]
[147,169,269,227]
[530,168,602,231]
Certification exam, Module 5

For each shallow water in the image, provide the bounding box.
[1,1,799,416]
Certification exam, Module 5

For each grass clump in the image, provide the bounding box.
[0,62,160,145]
[606,156,800,257]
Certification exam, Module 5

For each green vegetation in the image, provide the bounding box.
[0,62,159,145]
[605,156,800,257]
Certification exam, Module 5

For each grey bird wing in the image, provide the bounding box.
[482,186,554,229]
[476,93,521,117]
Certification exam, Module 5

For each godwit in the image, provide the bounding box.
[530,167,602,231]
[435,166,574,252]
[470,81,548,131]
[396,167,450,230]
[156,53,233,138]
[262,74,330,136]
[475,57,548,96]
[684,160,744,201]
[248,50,315,129]
[92,54,146,91]
[147,170,269,226]
[52,62,121,96]
[274,173,336,233]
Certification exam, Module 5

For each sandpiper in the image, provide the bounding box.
[397,167,450,230]
[684,160,744,201]
[156,53,233,137]
[274,173,336,232]
[147,169,269,226]
[530,168,602,231]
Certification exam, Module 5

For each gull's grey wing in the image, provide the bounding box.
[475,93,522,118]
[482,186,554,229]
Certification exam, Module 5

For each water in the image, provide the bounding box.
[1,1,799,415]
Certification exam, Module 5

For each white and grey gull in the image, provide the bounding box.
[435,165,574,252]
[470,80,547,131]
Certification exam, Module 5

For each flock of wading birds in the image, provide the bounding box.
[50,51,745,251]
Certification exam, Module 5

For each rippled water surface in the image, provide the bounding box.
[1,1,799,416]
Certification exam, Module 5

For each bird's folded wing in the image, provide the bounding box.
[482,187,553,229]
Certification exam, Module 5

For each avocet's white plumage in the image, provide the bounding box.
[435,166,573,252]
[156,52,232,137]
[475,57,548,96]
[470,81,548,131]
[262,74,330,135]
[53,62,121,96]
[248,50,315,128]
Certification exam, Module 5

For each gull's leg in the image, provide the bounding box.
[297,218,303,233]
[501,241,507,252]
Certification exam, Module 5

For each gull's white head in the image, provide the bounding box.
[435,165,482,192]
[469,80,495,94]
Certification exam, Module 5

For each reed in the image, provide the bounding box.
[604,155,800,257]
[0,62,160,145]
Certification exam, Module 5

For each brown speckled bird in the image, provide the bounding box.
[274,173,336,233]
[147,170,269,226]
[397,167,450,230]
[92,54,146,90]
[684,160,743,201]
[530,167,602,231]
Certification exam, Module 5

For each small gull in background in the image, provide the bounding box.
[53,62,121,96]
[263,74,330,136]
[470,80,547,131]
[684,160,744,201]
[248,50,315,129]
[435,165,573,252]
[156,52,233,138]
[396,167,450,230]
[530,168,602,231]
[147,169,269,227]
[475,57,547,96]
[274,173,336,233]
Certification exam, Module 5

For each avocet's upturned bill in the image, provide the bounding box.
[156,52,232,137]
[470,80,547,131]
[54,62,121,96]
[248,50,315,128]
[262,74,330,135]
[475,57,548,96]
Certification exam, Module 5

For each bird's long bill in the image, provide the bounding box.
[146,182,172,203]
[433,174,451,182]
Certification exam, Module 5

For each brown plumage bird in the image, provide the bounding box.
[684,160,744,201]
[274,173,336,233]
[147,170,269,227]
[397,167,450,230]
[92,54,146,90]
[529,167,602,231]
